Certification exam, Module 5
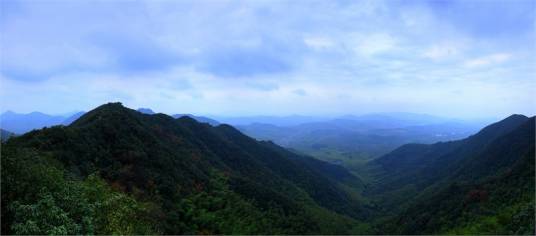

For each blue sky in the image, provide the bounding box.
[1,0,535,118]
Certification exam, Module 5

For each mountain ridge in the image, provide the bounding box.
[2,102,369,234]
[367,115,535,234]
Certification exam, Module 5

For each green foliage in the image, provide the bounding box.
[168,174,283,234]
[10,193,81,235]
[1,146,156,235]
[2,103,366,234]
[371,116,536,235]
[81,175,156,234]
[2,103,533,235]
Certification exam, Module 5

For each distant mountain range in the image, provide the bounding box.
[0,108,222,134]
[0,111,67,134]
[236,113,487,167]
[1,109,484,140]
[216,112,492,127]
[214,115,328,126]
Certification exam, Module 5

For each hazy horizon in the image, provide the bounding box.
[1,0,535,118]
[2,102,530,123]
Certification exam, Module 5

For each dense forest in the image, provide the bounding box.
[1,103,370,234]
[367,115,535,234]
[1,103,534,234]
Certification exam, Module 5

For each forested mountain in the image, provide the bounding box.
[367,115,535,234]
[0,109,220,135]
[1,103,533,235]
[368,115,530,197]
[1,103,370,235]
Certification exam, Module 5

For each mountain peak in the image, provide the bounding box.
[28,111,49,116]
[3,102,366,234]
[504,114,528,121]
[451,113,529,150]
[99,102,125,109]
[70,102,132,127]
[88,102,127,113]
[175,115,198,123]
[479,114,529,132]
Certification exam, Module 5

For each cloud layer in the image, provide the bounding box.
[1,0,535,118]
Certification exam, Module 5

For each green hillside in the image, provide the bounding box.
[368,116,535,234]
[1,103,533,235]
[1,103,370,235]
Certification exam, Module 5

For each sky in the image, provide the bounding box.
[1,0,535,118]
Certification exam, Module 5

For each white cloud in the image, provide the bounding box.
[464,53,512,68]
[304,37,334,50]
[350,33,396,56]
[1,1,534,117]
[422,42,464,60]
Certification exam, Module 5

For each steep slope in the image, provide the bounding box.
[450,117,535,182]
[2,103,368,234]
[368,115,530,197]
[369,116,535,234]
[61,111,86,125]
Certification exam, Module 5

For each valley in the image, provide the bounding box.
[1,103,534,234]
